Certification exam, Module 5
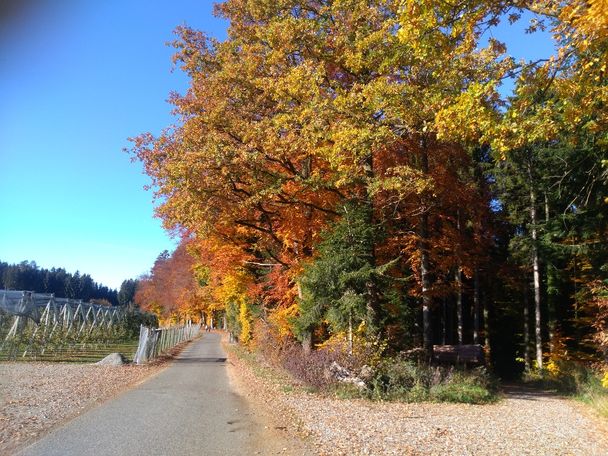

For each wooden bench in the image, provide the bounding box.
[433,344,485,366]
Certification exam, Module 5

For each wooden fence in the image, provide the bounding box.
[133,323,201,364]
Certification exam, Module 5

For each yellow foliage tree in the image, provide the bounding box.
[239,301,252,345]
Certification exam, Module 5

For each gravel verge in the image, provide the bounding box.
[224,344,317,455]
[225,345,608,456]
[0,360,165,454]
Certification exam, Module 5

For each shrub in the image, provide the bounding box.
[369,356,496,404]
[372,357,423,398]
[281,341,343,389]
[571,366,608,418]
[524,358,595,393]
[250,321,496,404]
[429,373,495,403]
[251,320,338,388]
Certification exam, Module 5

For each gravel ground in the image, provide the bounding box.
[226,347,608,456]
[0,361,164,454]
[6,341,607,456]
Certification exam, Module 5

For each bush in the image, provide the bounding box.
[576,373,608,416]
[252,321,368,389]
[369,355,496,404]
[249,321,496,404]
[122,309,158,337]
[251,320,330,388]
[524,358,597,393]
[429,373,495,403]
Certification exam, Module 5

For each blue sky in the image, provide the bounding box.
[0,2,555,291]
[0,0,227,289]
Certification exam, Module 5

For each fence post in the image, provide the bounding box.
[134,325,148,365]
[131,322,202,364]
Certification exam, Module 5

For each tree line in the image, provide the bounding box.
[0,260,121,306]
[131,0,608,377]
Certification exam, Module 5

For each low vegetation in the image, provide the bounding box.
[523,359,608,418]
[0,307,156,363]
[368,357,496,404]
[233,323,498,405]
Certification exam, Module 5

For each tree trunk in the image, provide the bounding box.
[301,156,314,257]
[297,281,312,355]
[473,269,480,344]
[456,267,463,345]
[456,209,463,345]
[419,148,432,359]
[348,310,353,355]
[302,332,312,355]
[529,180,543,369]
[299,156,315,355]
[544,191,556,351]
[483,290,491,367]
[363,153,380,335]
[421,232,432,358]
[523,282,531,371]
[441,296,447,345]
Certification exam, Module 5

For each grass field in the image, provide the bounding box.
[0,340,140,363]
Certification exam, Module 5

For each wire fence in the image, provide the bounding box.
[1,290,133,362]
[133,323,201,364]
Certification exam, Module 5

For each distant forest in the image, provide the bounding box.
[0,260,119,305]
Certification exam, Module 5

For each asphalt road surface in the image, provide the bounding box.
[17,333,292,456]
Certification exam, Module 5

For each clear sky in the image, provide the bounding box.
[0,2,555,291]
[0,0,227,290]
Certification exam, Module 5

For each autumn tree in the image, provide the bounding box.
[130,0,607,376]
[132,0,513,355]
[134,241,204,323]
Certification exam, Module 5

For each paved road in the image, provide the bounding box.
[17,333,282,456]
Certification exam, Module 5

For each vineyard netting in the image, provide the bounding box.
[0,290,151,362]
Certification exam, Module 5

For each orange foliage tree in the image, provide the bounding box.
[130,0,606,375]
[134,240,205,324]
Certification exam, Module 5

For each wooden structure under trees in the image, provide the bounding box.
[433,344,485,366]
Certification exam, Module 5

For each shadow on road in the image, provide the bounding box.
[174,357,227,363]
[501,384,561,401]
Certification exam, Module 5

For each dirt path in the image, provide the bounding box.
[228,350,608,456]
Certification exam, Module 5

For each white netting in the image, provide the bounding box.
[0,290,124,324]
[0,290,131,361]
[0,291,46,323]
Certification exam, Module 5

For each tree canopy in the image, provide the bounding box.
[131,0,608,376]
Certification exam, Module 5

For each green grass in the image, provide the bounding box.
[522,363,608,419]
[0,340,140,363]
[328,383,366,399]
[575,376,608,419]
[429,381,496,403]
